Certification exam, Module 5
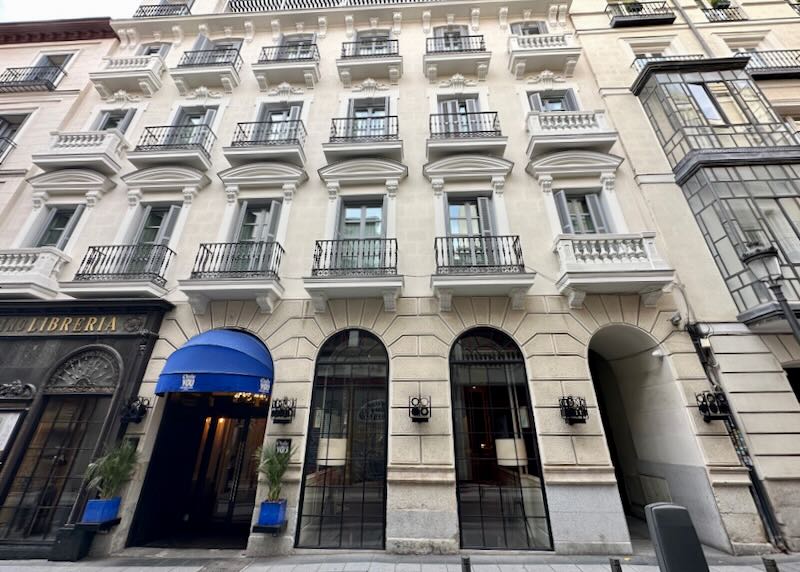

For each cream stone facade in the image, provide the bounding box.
[0,0,798,561]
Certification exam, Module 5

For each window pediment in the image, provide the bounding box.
[319,158,407,187]
[122,166,210,192]
[526,150,623,179]
[28,169,115,196]
[218,162,308,189]
[423,154,513,183]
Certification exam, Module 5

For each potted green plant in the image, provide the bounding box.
[81,441,138,524]
[255,443,294,527]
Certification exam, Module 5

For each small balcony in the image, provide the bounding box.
[127,124,216,170]
[336,40,403,87]
[222,120,307,167]
[426,112,507,160]
[169,49,243,95]
[133,3,191,17]
[791,2,800,14]
[553,233,675,308]
[423,36,491,82]
[252,45,320,90]
[526,110,618,158]
[507,34,581,79]
[32,130,127,175]
[179,241,285,314]
[322,116,402,162]
[431,236,535,311]
[605,2,676,27]
[0,248,70,300]
[61,244,174,298]
[89,55,166,98]
[0,137,16,163]
[0,66,64,93]
[701,6,747,20]
[736,50,800,80]
[303,238,402,312]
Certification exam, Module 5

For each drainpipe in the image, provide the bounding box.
[671,0,715,58]
[686,322,788,552]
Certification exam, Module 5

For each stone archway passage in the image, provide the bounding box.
[296,329,389,549]
[450,328,552,550]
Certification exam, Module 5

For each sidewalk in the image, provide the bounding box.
[1,549,800,572]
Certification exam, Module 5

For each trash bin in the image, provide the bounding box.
[645,502,709,572]
[49,525,96,562]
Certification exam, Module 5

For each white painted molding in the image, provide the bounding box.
[218,162,308,189]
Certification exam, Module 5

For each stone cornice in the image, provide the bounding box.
[0,18,116,45]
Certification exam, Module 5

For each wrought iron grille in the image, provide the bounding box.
[190,241,284,279]
[133,3,191,17]
[228,0,444,11]
[231,120,307,146]
[429,111,502,138]
[0,66,64,92]
[605,1,675,18]
[177,48,244,70]
[426,35,485,53]
[792,2,800,14]
[0,137,16,159]
[434,236,525,274]
[311,239,398,277]
[701,6,747,20]
[134,124,217,156]
[631,54,705,71]
[329,116,399,142]
[258,44,319,62]
[340,39,400,58]
[734,50,800,75]
[74,244,175,286]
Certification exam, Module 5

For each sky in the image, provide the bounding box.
[0,0,142,22]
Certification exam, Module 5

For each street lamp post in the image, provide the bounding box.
[741,245,800,343]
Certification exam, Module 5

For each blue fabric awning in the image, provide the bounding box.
[156,329,273,395]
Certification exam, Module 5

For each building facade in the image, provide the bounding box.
[0,0,798,560]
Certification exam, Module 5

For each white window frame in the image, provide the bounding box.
[31,49,79,87]
[427,85,489,116]
[0,108,36,162]
[82,103,147,148]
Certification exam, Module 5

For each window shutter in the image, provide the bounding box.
[537,21,548,33]
[266,200,282,242]
[510,23,522,34]
[434,26,446,37]
[528,92,543,111]
[32,207,57,247]
[381,195,388,238]
[564,89,580,112]
[202,107,217,126]
[586,193,610,234]
[233,200,249,241]
[117,109,136,134]
[0,117,10,139]
[193,34,212,50]
[155,205,181,246]
[55,205,85,250]
[554,190,575,234]
[93,111,111,131]
[157,43,171,57]
[477,196,495,237]
[466,98,480,113]
[134,204,153,243]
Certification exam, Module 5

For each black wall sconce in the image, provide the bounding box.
[559,396,588,425]
[409,396,431,423]
[696,386,729,423]
[121,396,151,424]
[271,398,296,424]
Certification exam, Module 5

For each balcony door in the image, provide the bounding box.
[438,97,480,135]
[228,201,282,274]
[553,191,609,234]
[447,197,495,268]
[125,205,181,278]
[278,34,315,60]
[355,30,391,56]
[433,25,469,51]
[336,200,386,272]
[349,98,388,139]
[31,206,84,250]
[256,103,302,143]
[510,21,547,35]
[170,107,216,147]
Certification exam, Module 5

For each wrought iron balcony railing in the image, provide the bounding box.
[0,137,16,160]
[258,44,320,62]
[605,1,676,20]
[311,239,398,277]
[791,2,800,14]
[632,54,705,71]
[734,50,800,76]
[0,66,65,92]
[702,6,747,20]
[231,120,307,147]
[341,39,400,58]
[134,3,191,17]
[191,241,284,280]
[426,35,486,54]
[134,125,217,156]
[74,244,175,287]
[228,0,442,11]
[329,116,399,142]
[429,112,502,138]
[435,236,525,274]
[177,49,244,71]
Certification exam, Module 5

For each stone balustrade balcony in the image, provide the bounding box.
[89,55,166,98]
[507,33,581,79]
[553,232,675,308]
[32,130,127,175]
[526,110,618,158]
[0,248,70,300]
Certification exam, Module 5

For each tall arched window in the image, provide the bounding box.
[450,328,551,549]
[296,329,389,549]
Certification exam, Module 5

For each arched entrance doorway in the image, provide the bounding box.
[296,329,389,549]
[450,328,551,550]
[588,325,730,551]
[129,329,273,549]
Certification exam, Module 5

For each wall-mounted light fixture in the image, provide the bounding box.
[409,396,431,423]
[121,396,151,424]
[695,386,729,423]
[271,397,296,424]
[559,395,588,425]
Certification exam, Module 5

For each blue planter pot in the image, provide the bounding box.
[258,499,287,526]
[81,497,121,524]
